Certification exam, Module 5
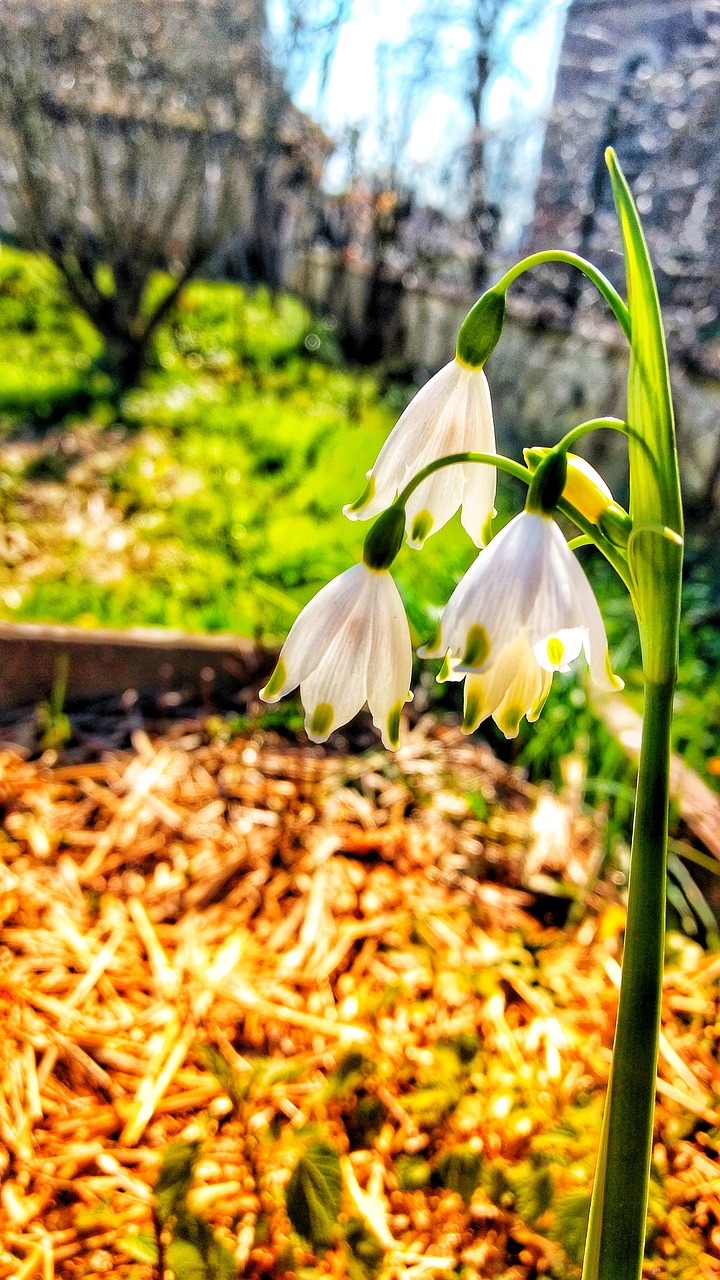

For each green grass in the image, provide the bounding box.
[1,243,719,836]
[0,245,475,646]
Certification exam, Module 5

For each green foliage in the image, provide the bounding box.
[119,1231,159,1265]
[153,1140,238,1280]
[285,1141,343,1251]
[155,1141,203,1225]
[551,1190,592,1265]
[510,1162,555,1225]
[196,1042,249,1112]
[435,1146,482,1204]
[394,1154,432,1191]
[323,1050,376,1100]
[2,245,720,823]
[343,1218,385,1280]
[167,1212,238,1280]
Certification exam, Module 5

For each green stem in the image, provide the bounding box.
[557,417,629,450]
[495,250,632,342]
[394,450,634,591]
[582,678,674,1280]
[395,451,530,506]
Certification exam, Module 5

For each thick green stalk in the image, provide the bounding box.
[582,148,684,1280]
[582,677,675,1280]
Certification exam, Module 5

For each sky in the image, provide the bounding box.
[273,0,570,241]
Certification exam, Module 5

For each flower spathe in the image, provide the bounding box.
[422,510,622,736]
[259,562,412,749]
[343,358,496,549]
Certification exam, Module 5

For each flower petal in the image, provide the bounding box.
[259,564,367,702]
[462,633,551,738]
[299,568,379,739]
[446,512,547,670]
[365,572,413,748]
[343,360,463,520]
[524,521,622,690]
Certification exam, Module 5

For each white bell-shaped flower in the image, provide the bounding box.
[343,358,496,549]
[422,511,622,723]
[260,562,412,748]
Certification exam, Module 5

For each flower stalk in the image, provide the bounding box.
[579,150,683,1280]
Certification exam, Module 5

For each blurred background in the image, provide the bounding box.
[1,0,720,908]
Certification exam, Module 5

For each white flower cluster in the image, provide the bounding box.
[261,357,621,747]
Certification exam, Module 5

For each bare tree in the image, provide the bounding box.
[0,0,327,393]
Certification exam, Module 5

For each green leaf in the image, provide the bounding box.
[323,1051,375,1100]
[170,1211,238,1280]
[435,1147,482,1205]
[511,1163,555,1224]
[394,1154,432,1191]
[551,1189,592,1266]
[605,146,683,683]
[197,1042,249,1111]
[167,1238,210,1280]
[155,1141,202,1225]
[403,1081,462,1128]
[119,1231,159,1265]
[285,1141,343,1251]
[344,1218,385,1280]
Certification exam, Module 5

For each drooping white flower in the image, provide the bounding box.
[459,632,553,738]
[343,358,496,549]
[421,510,622,736]
[259,562,412,748]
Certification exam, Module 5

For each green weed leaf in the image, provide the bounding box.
[170,1211,238,1280]
[197,1042,249,1111]
[435,1146,482,1204]
[119,1231,159,1265]
[155,1141,202,1225]
[286,1141,343,1251]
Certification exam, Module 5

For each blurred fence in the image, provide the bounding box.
[290,246,720,515]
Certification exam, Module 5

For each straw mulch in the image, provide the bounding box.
[1,718,719,1280]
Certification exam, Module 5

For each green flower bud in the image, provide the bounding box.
[456,288,506,369]
[362,503,405,570]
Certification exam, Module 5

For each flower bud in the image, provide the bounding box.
[456,288,506,369]
[524,448,630,537]
[362,504,406,570]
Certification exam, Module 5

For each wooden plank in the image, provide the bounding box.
[0,621,270,709]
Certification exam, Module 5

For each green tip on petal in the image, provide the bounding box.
[386,701,403,749]
[345,474,376,514]
[605,650,625,691]
[527,680,553,723]
[421,619,442,655]
[437,652,454,683]
[480,509,496,547]
[461,624,490,669]
[495,703,523,739]
[308,702,334,738]
[546,636,565,667]
[261,657,287,700]
[462,688,486,734]
[410,508,434,545]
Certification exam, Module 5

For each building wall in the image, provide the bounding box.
[526,0,720,344]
